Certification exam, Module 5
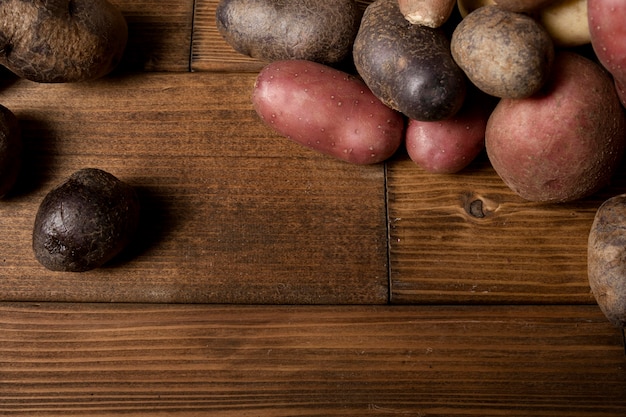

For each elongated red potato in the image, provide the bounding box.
[405,90,494,174]
[252,60,405,164]
[588,0,626,106]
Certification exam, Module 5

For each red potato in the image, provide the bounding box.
[485,51,626,203]
[405,90,495,174]
[252,60,405,164]
[588,0,626,107]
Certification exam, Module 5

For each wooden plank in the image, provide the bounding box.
[387,152,626,304]
[0,72,388,304]
[111,0,195,72]
[1,302,625,416]
[191,0,375,72]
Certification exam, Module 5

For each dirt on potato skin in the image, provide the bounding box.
[32,168,140,272]
[0,0,128,82]
[215,0,361,65]
[588,194,626,328]
[353,0,466,122]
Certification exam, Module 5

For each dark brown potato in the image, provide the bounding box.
[0,104,21,197]
[588,194,626,328]
[33,168,140,272]
[451,6,554,99]
[215,0,361,64]
[353,0,466,121]
[0,0,128,83]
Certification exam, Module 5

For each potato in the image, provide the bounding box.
[539,0,591,47]
[458,0,556,15]
[405,88,494,174]
[485,51,626,203]
[398,0,457,28]
[33,168,140,272]
[451,6,554,99]
[252,60,405,164]
[588,194,626,328]
[353,0,466,122]
[588,0,626,107]
[215,0,361,65]
[0,0,128,83]
[0,104,21,197]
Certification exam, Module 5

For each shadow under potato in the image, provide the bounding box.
[104,184,177,269]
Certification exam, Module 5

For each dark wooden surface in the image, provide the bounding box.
[1,0,625,415]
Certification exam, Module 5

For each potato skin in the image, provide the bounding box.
[405,89,493,174]
[353,0,466,122]
[215,0,361,65]
[485,52,626,203]
[588,194,626,328]
[451,6,554,99]
[0,104,21,197]
[252,60,405,164]
[0,0,128,83]
[588,0,626,107]
[33,168,140,272]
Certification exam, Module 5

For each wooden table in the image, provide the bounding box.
[2,1,625,415]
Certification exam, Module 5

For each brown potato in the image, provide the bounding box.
[588,194,626,328]
[215,0,361,65]
[451,6,554,99]
[485,51,626,203]
[0,0,128,83]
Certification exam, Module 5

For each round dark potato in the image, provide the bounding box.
[0,104,21,197]
[0,0,128,82]
[451,5,554,99]
[33,168,140,272]
[353,0,466,121]
[215,0,361,64]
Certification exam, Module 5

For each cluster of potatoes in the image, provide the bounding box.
[216,0,626,328]
[0,0,139,273]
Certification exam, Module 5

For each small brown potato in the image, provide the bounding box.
[33,168,140,272]
[252,60,405,164]
[0,0,128,83]
[451,6,554,99]
[0,104,21,197]
[215,0,361,65]
[485,51,626,203]
[588,194,626,328]
[405,89,494,174]
[353,0,466,122]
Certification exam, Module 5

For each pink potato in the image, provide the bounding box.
[588,0,626,107]
[485,51,626,203]
[405,90,494,174]
[252,60,405,164]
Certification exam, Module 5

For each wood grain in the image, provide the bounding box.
[388,153,626,304]
[1,302,625,416]
[0,73,387,304]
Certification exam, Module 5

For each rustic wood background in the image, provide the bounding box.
[1,0,625,415]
